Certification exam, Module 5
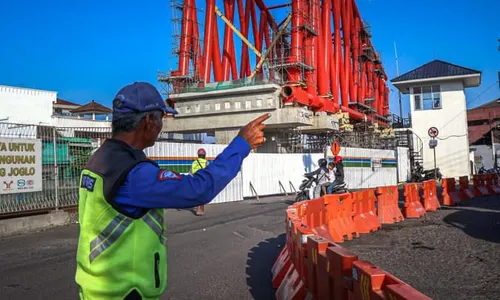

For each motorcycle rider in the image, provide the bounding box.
[327,156,345,194]
[304,158,329,199]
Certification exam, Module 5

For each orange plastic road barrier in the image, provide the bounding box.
[324,193,360,243]
[272,246,293,289]
[291,222,313,284]
[472,174,490,196]
[352,189,382,233]
[421,180,441,212]
[486,173,500,194]
[306,235,331,299]
[275,263,307,300]
[327,244,358,300]
[375,186,404,224]
[441,178,460,206]
[403,183,426,218]
[352,260,432,300]
[458,176,474,200]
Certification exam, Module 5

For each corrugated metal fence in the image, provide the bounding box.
[0,121,409,217]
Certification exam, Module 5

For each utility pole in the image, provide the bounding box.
[394,41,404,121]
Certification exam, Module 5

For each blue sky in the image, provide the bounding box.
[0,0,498,116]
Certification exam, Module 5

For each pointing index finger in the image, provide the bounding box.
[250,113,271,126]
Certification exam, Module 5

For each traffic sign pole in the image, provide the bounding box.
[428,127,439,180]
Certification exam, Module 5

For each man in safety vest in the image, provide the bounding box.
[192,148,208,216]
[75,81,270,300]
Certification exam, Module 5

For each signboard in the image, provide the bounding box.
[428,127,439,138]
[371,158,382,168]
[429,139,438,149]
[331,141,341,156]
[0,138,42,194]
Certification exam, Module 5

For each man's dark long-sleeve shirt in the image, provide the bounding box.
[335,162,345,184]
[113,137,251,217]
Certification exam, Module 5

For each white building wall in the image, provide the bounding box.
[410,81,470,178]
[51,116,111,128]
[0,85,56,125]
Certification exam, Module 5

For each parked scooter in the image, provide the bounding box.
[295,173,349,202]
[411,163,443,182]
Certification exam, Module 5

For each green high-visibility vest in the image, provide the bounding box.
[191,158,207,174]
[75,139,167,300]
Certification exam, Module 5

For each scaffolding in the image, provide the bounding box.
[158,0,204,96]
[267,0,318,88]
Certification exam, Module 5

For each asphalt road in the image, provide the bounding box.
[0,194,499,300]
[343,194,500,300]
[0,196,291,300]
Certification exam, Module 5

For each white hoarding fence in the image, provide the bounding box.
[0,138,42,194]
[0,121,404,217]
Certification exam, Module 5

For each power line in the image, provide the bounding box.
[466,80,500,107]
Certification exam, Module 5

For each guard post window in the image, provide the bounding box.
[413,85,441,110]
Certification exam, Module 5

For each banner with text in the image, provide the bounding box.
[0,138,42,194]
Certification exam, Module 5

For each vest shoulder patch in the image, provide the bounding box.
[158,169,182,181]
[81,174,96,191]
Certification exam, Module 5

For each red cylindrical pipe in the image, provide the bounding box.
[338,0,348,107]
[222,0,235,81]
[305,0,319,96]
[288,0,303,81]
[211,13,223,81]
[250,0,261,64]
[191,1,203,80]
[352,13,360,103]
[202,0,216,82]
[178,0,193,76]
[281,86,323,109]
[378,77,385,116]
[384,86,390,116]
[253,0,279,30]
[373,73,379,114]
[237,0,249,77]
[332,0,342,107]
[359,58,366,104]
[342,0,353,107]
[318,0,331,95]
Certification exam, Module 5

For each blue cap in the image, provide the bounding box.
[112,82,178,117]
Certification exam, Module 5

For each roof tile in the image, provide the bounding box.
[391,59,481,83]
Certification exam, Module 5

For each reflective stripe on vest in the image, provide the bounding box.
[89,210,166,263]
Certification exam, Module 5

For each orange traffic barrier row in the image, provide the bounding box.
[403,183,426,218]
[273,175,493,299]
[273,230,432,299]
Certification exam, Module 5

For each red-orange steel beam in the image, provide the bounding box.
[332,0,342,107]
[178,0,193,76]
[190,1,203,81]
[318,0,331,96]
[202,0,216,82]
[222,0,236,81]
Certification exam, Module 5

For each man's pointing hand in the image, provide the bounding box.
[238,113,271,149]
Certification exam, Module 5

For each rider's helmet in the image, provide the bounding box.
[334,156,342,164]
[318,158,327,168]
[197,148,206,157]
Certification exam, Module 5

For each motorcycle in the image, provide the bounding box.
[295,173,349,202]
[411,164,443,183]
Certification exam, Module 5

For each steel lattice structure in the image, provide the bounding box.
[162,0,390,126]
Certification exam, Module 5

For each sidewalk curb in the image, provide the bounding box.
[0,210,75,238]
